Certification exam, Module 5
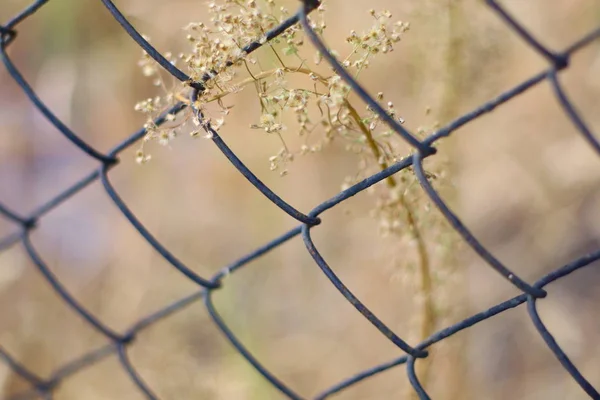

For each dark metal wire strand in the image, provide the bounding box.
[407,357,431,400]
[190,90,321,226]
[298,1,430,153]
[412,152,546,298]
[485,0,566,67]
[117,344,160,400]
[21,232,123,341]
[548,70,600,155]
[0,46,117,164]
[301,224,426,358]
[528,296,599,398]
[0,346,44,386]
[204,291,305,400]
[99,165,219,289]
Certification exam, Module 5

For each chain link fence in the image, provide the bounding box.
[1,0,599,399]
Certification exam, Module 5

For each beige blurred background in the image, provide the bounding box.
[1,0,600,399]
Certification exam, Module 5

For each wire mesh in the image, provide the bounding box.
[1,0,599,399]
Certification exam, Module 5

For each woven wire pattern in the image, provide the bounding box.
[1,0,599,399]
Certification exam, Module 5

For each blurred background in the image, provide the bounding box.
[1,0,599,399]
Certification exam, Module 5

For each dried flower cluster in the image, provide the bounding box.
[134,0,411,177]
[135,4,457,390]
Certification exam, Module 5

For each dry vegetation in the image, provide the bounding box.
[1,0,599,399]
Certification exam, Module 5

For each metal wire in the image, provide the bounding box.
[1,0,599,399]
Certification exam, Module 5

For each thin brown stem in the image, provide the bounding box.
[345,97,435,394]
[344,100,397,188]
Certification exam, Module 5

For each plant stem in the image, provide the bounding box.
[345,97,435,393]
[176,48,438,390]
[181,67,329,106]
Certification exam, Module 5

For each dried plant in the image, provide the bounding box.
[134,0,458,392]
